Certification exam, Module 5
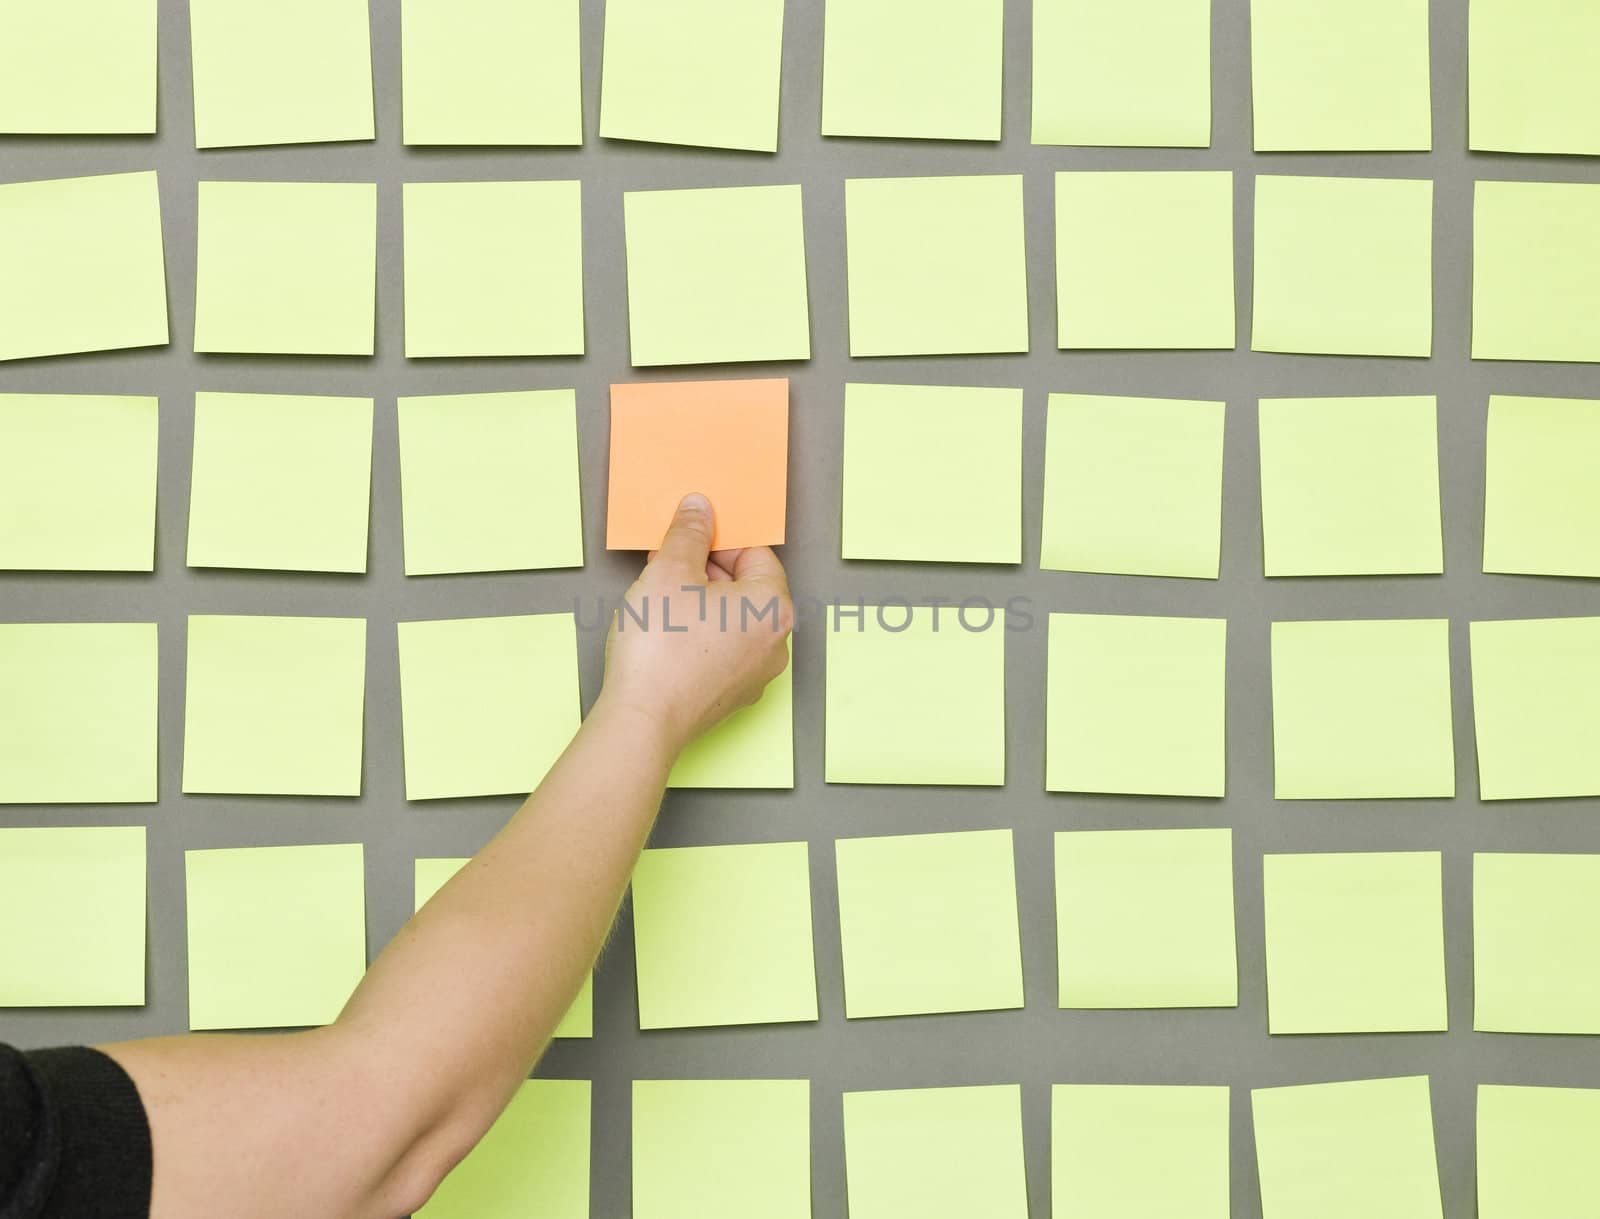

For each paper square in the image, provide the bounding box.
[0,394,158,572]
[840,383,1023,564]
[0,171,168,362]
[1263,851,1447,1034]
[184,843,366,1031]
[397,614,581,801]
[1477,1085,1600,1219]
[1484,396,1600,578]
[630,841,817,1030]
[1474,853,1600,1034]
[1470,0,1600,156]
[845,174,1028,357]
[194,180,376,356]
[1474,181,1600,363]
[1252,174,1433,357]
[182,615,367,797]
[668,641,794,789]
[1259,396,1443,577]
[0,0,156,133]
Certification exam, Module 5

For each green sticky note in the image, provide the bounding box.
[1477,1085,1600,1219]
[397,390,583,576]
[0,0,155,133]
[402,180,585,358]
[0,622,157,804]
[1484,396,1600,578]
[840,383,1023,564]
[1473,181,1600,364]
[1263,852,1446,1035]
[0,394,158,572]
[401,0,581,146]
[1032,0,1210,147]
[1052,1085,1230,1219]
[188,0,374,149]
[1047,613,1227,797]
[194,180,375,356]
[184,843,366,1031]
[1055,829,1237,1009]
[822,0,1003,141]
[0,826,146,1007]
[633,1079,810,1219]
[1253,174,1433,357]
[630,841,817,1030]
[835,829,1022,1019]
[418,1079,590,1218]
[842,1085,1028,1219]
[1473,853,1600,1034]
[187,392,373,574]
[397,614,580,801]
[668,640,794,789]
[1469,0,1600,156]
[600,0,784,152]
[182,615,367,797]
[1055,171,1235,349]
[623,184,809,367]
[1469,617,1600,801]
[414,858,592,1037]
[824,606,1007,785]
[1250,0,1431,151]
[1040,393,1225,579]
[0,171,168,363]
[1270,619,1455,800]
[846,175,1028,357]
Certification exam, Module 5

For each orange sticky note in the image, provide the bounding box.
[607,379,790,551]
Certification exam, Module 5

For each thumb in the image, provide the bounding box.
[653,493,715,572]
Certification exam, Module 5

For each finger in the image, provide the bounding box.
[730,546,789,593]
[710,548,746,572]
[706,558,735,583]
[652,493,715,573]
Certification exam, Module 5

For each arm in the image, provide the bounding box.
[104,494,794,1219]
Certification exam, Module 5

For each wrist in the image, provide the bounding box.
[587,690,686,767]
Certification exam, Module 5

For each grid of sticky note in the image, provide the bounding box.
[4,1,1600,1215]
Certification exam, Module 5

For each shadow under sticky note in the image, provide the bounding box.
[1473,852,1600,1034]
[0,0,156,134]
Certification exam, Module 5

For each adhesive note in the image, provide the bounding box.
[1250,0,1431,151]
[840,383,1023,564]
[1052,1085,1230,1219]
[842,1085,1028,1219]
[182,615,367,797]
[600,0,784,152]
[396,614,581,801]
[0,623,157,804]
[401,0,581,146]
[1259,396,1443,577]
[835,829,1022,1019]
[1469,0,1600,155]
[0,826,146,1007]
[194,180,376,356]
[606,379,789,551]
[1473,853,1600,1034]
[1047,614,1227,797]
[1032,0,1208,147]
[184,843,366,1031]
[414,859,592,1038]
[1270,619,1455,800]
[632,1079,810,1219]
[402,180,584,358]
[1476,1085,1600,1219]
[188,0,374,149]
[397,390,583,576]
[1263,852,1446,1035]
[630,841,817,1029]
[0,0,156,133]
[1039,393,1225,579]
[187,392,373,574]
[418,1080,590,1218]
[821,0,1004,141]
[1484,396,1600,578]
[1468,617,1600,800]
[1253,1077,1442,1219]
[668,640,794,788]
[622,185,810,366]
[1252,174,1433,357]
[0,394,158,572]
[1473,181,1600,364]
[824,606,1007,785]
[1055,829,1237,1009]
[1055,171,1235,349]
[0,171,168,362]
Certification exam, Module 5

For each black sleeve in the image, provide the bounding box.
[0,1044,152,1219]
